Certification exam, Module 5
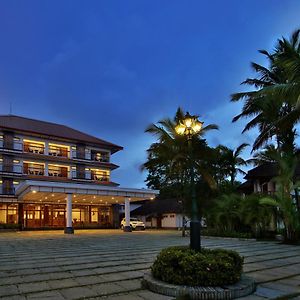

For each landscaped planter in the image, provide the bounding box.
[143,246,256,299]
[143,272,256,299]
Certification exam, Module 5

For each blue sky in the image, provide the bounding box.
[0,1,300,187]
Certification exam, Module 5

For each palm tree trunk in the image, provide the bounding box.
[182,215,186,237]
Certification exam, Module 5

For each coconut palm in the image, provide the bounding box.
[213,194,241,232]
[143,108,218,237]
[143,107,218,191]
[231,30,300,153]
[262,30,300,131]
[240,194,274,238]
[259,151,300,242]
[216,143,249,186]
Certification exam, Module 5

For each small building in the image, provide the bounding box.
[131,198,186,229]
[239,162,300,196]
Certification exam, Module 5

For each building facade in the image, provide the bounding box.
[0,115,157,232]
[131,198,187,229]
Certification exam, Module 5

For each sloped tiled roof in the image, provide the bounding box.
[245,162,300,179]
[131,198,183,216]
[0,115,123,153]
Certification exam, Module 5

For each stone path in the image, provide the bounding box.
[0,230,299,299]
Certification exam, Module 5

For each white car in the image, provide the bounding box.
[120,218,145,230]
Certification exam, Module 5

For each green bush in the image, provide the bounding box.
[201,228,253,239]
[151,246,243,286]
[0,223,19,230]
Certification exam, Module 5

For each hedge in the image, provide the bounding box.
[151,246,243,286]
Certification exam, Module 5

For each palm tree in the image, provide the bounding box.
[213,193,241,232]
[142,107,218,236]
[262,30,300,132]
[216,143,249,186]
[240,194,273,238]
[143,107,218,190]
[231,30,300,153]
[260,152,300,242]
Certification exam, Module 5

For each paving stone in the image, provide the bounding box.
[0,285,20,297]
[102,293,145,300]
[48,271,73,280]
[90,282,125,296]
[0,295,26,300]
[71,268,97,276]
[59,286,98,299]
[22,273,52,283]
[255,286,288,298]
[116,279,142,291]
[25,290,65,299]
[262,282,300,293]
[74,275,103,285]
[238,294,268,299]
[48,278,78,289]
[136,290,174,300]
[0,276,22,285]
[18,281,51,294]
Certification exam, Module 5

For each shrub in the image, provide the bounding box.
[201,228,253,239]
[151,246,243,286]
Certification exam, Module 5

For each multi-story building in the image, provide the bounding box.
[0,115,157,233]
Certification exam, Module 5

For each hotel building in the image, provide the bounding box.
[0,115,157,233]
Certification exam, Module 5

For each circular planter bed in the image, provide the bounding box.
[142,273,256,299]
[143,246,256,299]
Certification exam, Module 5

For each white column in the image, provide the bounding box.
[44,163,49,176]
[64,193,74,234]
[44,142,49,155]
[124,197,132,232]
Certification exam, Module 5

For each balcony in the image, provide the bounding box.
[48,166,69,178]
[0,164,22,174]
[73,170,110,183]
[0,186,15,195]
[48,145,69,158]
[91,171,110,183]
[0,139,23,152]
[24,165,45,176]
[23,141,45,155]
[91,151,109,163]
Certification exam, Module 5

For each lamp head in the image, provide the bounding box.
[175,111,203,136]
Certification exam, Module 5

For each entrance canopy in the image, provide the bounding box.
[16,180,159,205]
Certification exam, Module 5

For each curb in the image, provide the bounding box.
[142,273,256,299]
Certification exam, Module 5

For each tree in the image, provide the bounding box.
[231,30,300,153]
[142,108,218,228]
[215,143,249,186]
[260,152,300,243]
[240,194,274,238]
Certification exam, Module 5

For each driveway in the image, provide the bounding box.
[0,230,299,299]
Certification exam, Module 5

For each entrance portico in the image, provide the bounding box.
[15,180,158,233]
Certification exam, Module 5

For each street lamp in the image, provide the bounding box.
[175,112,203,251]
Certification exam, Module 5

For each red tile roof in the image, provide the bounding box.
[0,115,123,153]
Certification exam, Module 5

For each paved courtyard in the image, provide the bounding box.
[0,230,299,300]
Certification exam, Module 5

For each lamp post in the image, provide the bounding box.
[175,112,203,251]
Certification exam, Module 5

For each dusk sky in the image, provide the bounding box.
[0,1,300,188]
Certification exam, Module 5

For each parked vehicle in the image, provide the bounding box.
[120,218,145,230]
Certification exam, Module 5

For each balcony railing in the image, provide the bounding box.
[48,167,69,178]
[91,173,110,182]
[91,154,109,163]
[24,166,45,176]
[74,172,110,182]
[0,140,23,151]
[48,146,69,158]
[0,164,22,174]
[24,143,45,154]
[0,163,110,182]
[0,187,15,195]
